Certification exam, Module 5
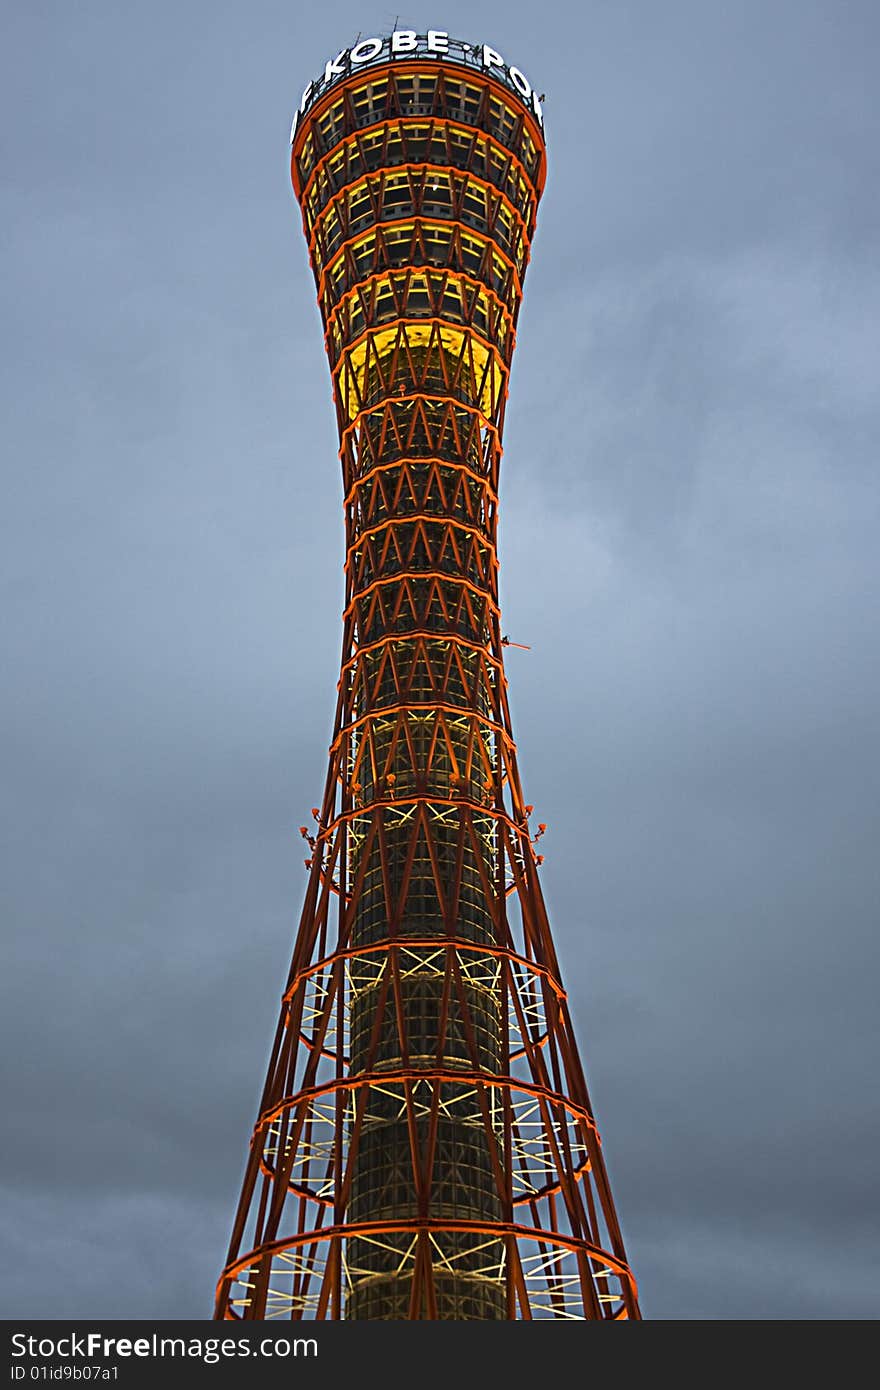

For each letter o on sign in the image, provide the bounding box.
[351,37,383,64]
[508,66,531,99]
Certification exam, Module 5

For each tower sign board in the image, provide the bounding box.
[290,31,544,141]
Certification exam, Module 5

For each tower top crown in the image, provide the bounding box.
[290,30,545,145]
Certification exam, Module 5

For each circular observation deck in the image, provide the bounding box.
[289,33,547,441]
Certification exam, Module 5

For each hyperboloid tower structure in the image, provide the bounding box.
[215,30,640,1321]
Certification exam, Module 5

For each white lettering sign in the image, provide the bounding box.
[508,66,531,99]
[350,37,383,64]
[323,51,346,84]
[291,32,544,141]
[391,30,418,53]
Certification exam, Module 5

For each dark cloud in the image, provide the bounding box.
[2,0,877,1319]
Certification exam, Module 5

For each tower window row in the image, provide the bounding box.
[311,173,529,278]
[308,167,527,250]
[295,71,542,185]
[325,270,513,363]
[321,221,519,315]
[301,122,537,234]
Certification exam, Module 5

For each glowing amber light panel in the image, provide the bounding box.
[214,42,641,1322]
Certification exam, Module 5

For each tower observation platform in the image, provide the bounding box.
[214,29,641,1321]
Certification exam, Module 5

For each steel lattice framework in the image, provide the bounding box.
[215,36,641,1322]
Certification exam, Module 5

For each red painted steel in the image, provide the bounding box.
[214,44,640,1321]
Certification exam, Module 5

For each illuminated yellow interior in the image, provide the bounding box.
[337,322,504,421]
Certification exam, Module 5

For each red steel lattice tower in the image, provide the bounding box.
[215,31,641,1321]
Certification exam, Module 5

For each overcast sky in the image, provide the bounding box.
[2,0,877,1321]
